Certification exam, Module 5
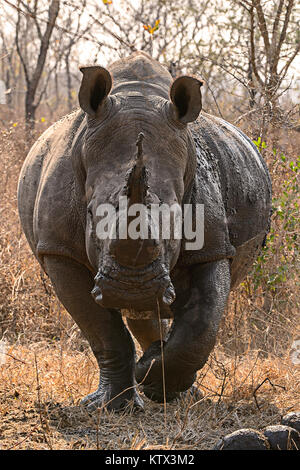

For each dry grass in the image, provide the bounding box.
[0,112,299,450]
[0,343,298,450]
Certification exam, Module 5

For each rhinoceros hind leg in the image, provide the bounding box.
[43,255,143,412]
[126,318,170,352]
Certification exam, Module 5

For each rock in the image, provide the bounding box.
[281,411,300,433]
[213,428,269,450]
[263,424,300,450]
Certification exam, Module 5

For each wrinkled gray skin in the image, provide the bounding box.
[18,52,272,411]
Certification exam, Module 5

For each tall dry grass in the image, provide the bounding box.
[0,106,299,449]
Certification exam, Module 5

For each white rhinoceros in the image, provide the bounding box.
[18,52,271,410]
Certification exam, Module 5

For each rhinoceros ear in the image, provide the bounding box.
[170,76,204,124]
[78,66,112,117]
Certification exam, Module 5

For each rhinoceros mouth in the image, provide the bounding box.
[91,258,176,315]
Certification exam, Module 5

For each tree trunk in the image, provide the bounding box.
[65,54,72,112]
[15,0,60,134]
[25,91,36,135]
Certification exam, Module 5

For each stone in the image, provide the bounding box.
[263,424,300,450]
[213,428,269,450]
[281,411,300,433]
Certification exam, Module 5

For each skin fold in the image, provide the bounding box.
[18,51,272,411]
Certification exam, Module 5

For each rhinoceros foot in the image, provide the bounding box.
[141,384,202,404]
[135,340,196,403]
[80,387,144,413]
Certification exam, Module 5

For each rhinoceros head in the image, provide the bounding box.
[73,56,203,317]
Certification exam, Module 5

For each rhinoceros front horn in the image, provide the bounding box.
[125,132,149,205]
[78,65,112,117]
[108,133,160,268]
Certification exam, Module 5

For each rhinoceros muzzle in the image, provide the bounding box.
[91,258,175,318]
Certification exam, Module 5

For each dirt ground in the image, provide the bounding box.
[0,342,298,450]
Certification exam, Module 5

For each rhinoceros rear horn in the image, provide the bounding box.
[170,76,204,124]
[79,66,112,117]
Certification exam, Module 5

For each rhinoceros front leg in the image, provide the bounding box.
[135,259,230,402]
[43,255,143,412]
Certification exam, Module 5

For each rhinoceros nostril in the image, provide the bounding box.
[91,285,103,304]
[162,283,176,306]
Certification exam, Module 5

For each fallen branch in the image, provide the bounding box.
[7,426,38,450]
[253,377,286,410]
[0,351,27,365]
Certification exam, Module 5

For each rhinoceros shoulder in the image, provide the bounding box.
[18,110,90,270]
[192,112,271,243]
[178,112,271,271]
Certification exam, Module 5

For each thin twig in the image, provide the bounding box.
[0,351,28,365]
[172,393,211,447]
[6,426,38,450]
[157,299,167,429]
[34,353,53,450]
[253,377,286,410]
[233,107,260,125]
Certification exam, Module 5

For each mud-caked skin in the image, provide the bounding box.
[18,52,272,411]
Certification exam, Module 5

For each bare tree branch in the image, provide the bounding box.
[271,0,295,75]
[252,0,270,55]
